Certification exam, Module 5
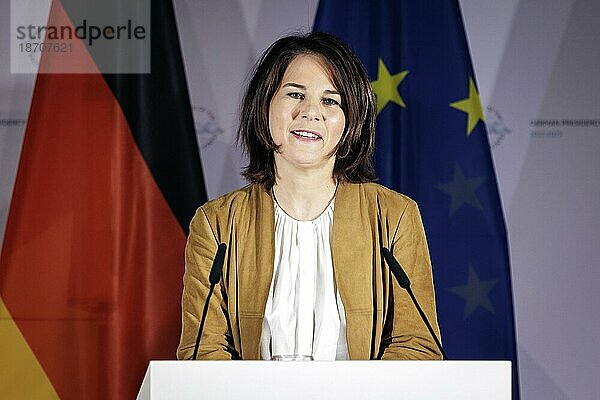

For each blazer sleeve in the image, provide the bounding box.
[176,207,237,360]
[380,200,443,360]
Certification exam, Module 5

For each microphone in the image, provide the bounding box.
[381,247,447,360]
[192,243,227,360]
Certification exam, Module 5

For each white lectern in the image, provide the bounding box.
[137,360,510,399]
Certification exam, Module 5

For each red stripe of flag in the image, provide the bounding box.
[0,0,202,398]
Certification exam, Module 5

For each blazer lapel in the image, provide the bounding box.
[332,183,373,359]
[255,186,276,314]
[238,185,275,359]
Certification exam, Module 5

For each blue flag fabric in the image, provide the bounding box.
[315,0,519,396]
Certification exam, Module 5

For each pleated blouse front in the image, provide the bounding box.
[260,200,349,360]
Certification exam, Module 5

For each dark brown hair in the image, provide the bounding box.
[238,32,377,189]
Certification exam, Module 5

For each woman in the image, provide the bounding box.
[177,32,442,360]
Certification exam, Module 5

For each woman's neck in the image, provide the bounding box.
[272,166,337,221]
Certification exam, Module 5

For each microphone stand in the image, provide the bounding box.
[192,243,227,360]
[382,247,448,360]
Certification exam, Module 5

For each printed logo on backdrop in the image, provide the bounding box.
[485,106,511,149]
[529,118,600,139]
[0,115,25,128]
[0,115,26,129]
[192,105,224,149]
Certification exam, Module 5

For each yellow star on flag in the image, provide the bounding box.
[371,58,409,114]
[450,77,485,136]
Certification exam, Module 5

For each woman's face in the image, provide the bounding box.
[269,54,346,174]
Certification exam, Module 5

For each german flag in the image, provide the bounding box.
[0,0,206,398]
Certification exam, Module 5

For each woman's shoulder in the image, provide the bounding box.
[345,183,424,236]
[347,182,417,210]
[196,184,266,218]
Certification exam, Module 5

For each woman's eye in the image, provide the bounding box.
[287,92,304,99]
[322,97,340,106]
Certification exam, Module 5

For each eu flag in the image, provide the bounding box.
[315,0,519,397]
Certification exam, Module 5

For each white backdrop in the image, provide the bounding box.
[1,1,599,398]
[461,1,600,398]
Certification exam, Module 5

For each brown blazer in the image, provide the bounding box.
[177,182,442,360]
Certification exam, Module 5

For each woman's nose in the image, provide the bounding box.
[297,99,321,121]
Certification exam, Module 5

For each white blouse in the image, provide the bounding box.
[260,199,349,360]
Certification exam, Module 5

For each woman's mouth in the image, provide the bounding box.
[290,130,322,141]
